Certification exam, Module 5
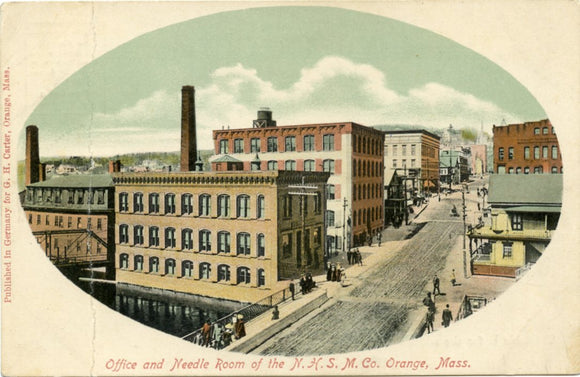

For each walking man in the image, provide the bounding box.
[450,269,457,286]
[426,308,434,334]
[377,232,382,247]
[433,274,441,296]
[289,280,295,300]
[442,304,453,327]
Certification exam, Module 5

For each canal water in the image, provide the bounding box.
[76,278,243,339]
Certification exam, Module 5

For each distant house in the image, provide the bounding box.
[468,174,562,278]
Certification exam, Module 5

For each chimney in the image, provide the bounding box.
[180,85,197,172]
[108,160,121,173]
[38,163,46,182]
[25,125,40,185]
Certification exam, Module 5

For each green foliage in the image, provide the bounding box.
[461,128,478,142]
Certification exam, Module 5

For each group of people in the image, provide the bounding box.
[194,314,246,350]
[423,270,456,334]
[326,263,346,285]
[346,248,363,266]
[299,272,315,295]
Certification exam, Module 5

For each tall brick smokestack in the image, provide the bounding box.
[25,125,40,185]
[180,86,197,172]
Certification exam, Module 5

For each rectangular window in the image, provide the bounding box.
[267,137,278,152]
[283,196,292,217]
[234,139,244,153]
[511,214,523,230]
[323,134,335,151]
[534,146,540,159]
[402,145,407,156]
[393,145,398,156]
[250,138,261,153]
[326,211,335,227]
[542,146,548,158]
[524,147,530,159]
[411,159,416,168]
[304,160,315,172]
[534,128,540,135]
[219,139,229,154]
[411,144,416,156]
[97,219,102,230]
[552,146,558,159]
[285,136,296,152]
[502,243,513,258]
[285,160,296,171]
[323,159,335,174]
[498,147,504,160]
[304,135,315,151]
[392,159,397,168]
[327,185,335,200]
[542,127,548,135]
[267,161,278,171]
[508,147,514,160]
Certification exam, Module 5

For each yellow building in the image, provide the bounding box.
[468,174,562,278]
[113,170,329,303]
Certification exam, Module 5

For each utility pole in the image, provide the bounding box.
[449,124,453,191]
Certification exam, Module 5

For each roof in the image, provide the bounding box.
[28,174,113,188]
[212,155,242,163]
[382,129,441,140]
[487,174,563,206]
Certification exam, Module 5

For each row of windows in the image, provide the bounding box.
[499,166,562,174]
[119,225,266,256]
[119,192,265,218]
[46,238,103,255]
[282,192,324,218]
[353,183,382,202]
[498,146,559,161]
[353,134,382,156]
[391,159,417,169]
[353,206,382,228]
[119,254,266,286]
[220,134,336,154]
[28,213,103,230]
[353,159,382,178]
[26,188,107,206]
[385,144,417,157]
[533,126,554,135]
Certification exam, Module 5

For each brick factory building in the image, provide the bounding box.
[493,119,562,174]
[211,110,385,250]
[21,174,116,280]
[113,170,329,303]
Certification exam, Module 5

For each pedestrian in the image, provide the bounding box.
[423,292,436,314]
[212,322,223,349]
[222,324,233,347]
[377,232,382,247]
[336,265,342,283]
[477,202,481,211]
[201,321,211,347]
[357,249,363,266]
[347,249,353,265]
[442,304,453,327]
[272,305,280,320]
[300,275,306,294]
[326,263,332,281]
[368,234,372,247]
[289,280,295,300]
[234,314,246,339]
[425,308,434,334]
[340,269,346,287]
[450,269,457,286]
[432,274,441,296]
[306,272,315,292]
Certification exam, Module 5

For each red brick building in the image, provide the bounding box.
[212,110,385,250]
[493,119,562,174]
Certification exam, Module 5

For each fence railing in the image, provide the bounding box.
[181,284,301,349]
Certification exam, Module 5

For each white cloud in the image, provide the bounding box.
[72,56,521,156]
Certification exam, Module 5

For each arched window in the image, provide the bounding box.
[149,193,160,213]
[164,193,176,214]
[199,229,211,251]
[199,262,211,280]
[133,193,144,212]
[304,159,315,172]
[217,231,231,253]
[165,258,176,275]
[149,226,159,247]
[134,255,143,271]
[237,267,251,284]
[237,233,251,255]
[119,224,129,244]
[182,228,193,250]
[257,195,265,219]
[119,253,129,269]
[285,160,296,171]
[133,225,144,245]
[182,260,193,278]
[218,194,230,217]
[237,195,250,218]
[257,234,265,257]
[323,159,335,174]
[258,269,266,287]
[165,227,176,248]
[119,192,129,212]
[181,194,193,215]
[199,194,211,216]
[217,264,231,282]
[149,257,159,273]
[267,160,278,170]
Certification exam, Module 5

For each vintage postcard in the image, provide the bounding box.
[1,1,579,375]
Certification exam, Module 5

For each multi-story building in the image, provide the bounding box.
[383,130,441,194]
[211,110,385,249]
[21,174,116,279]
[440,148,470,185]
[467,144,488,176]
[113,170,329,303]
[468,174,562,278]
[493,119,562,174]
